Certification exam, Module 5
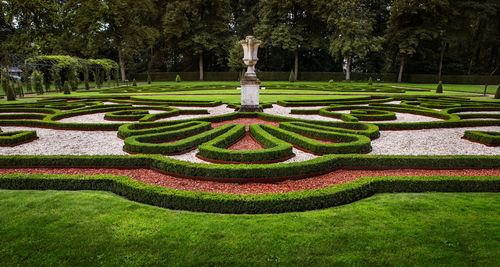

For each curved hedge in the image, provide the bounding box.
[463,131,500,146]
[0,173,498,214]
[0,130,37,146]
[197,124,294,163]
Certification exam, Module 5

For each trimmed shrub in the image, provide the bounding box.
[0,173,499,214]
[329,79,334,84]
[6,81,16,101]
[0,131,37,146]
[31,70,44,95]
[176,74,181,83]
[436,81,443,93]
[463,131,500,146]
[289,70,294,82]
[132,79,137,86]
[368,77,373,86]
[495,83,500,99]
[63,81,71,95]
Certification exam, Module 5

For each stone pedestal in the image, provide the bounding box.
[238,36,262,112]
[240,76,262,112]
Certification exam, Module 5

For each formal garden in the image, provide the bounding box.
[2,0,500,265]
[0,77,499,264]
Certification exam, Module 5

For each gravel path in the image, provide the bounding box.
[370,126,500,155]
[0,126,127,155]
[265,105,343,121]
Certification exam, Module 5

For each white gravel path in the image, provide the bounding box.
[283,148,318,163]
[370,126,500,155]
[0,126,127,155]
[155,105,235,121]
[265,105,343,121]
[57,112,138,124]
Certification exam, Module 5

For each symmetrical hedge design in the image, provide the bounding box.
[463,131,500,146]
[198,124,294,163]
[0,173,498,214]
[0,94,498,213]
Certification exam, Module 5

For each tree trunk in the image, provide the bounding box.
[199,52,204,81]
[345,56,351,81]
[118,49,126,82]
[294,48,299,81]
[438,42,446,80]
[397,54,405,83]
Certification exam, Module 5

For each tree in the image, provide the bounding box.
[255,0,326,81]
[163,0,231,81]
[386,0,448,82]
[327,0,383,81]
[227,40,246,71]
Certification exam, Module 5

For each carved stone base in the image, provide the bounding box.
[238,105,263,112]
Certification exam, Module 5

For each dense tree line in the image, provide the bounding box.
[1,0,499,81]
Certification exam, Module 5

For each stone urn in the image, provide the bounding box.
[239,36,262,112]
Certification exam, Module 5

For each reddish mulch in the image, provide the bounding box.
[0,167,498,195]
[212,118,279,130]
[228,133,266,150]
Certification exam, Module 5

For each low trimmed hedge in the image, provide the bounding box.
[0,155,499,181]
[262,124,372,154]
[463,131,500,146]
[123,121,216,154]
[105,110,150,121]
[0,173,498,214]
[0,130,37,146]
[197,124,294,163]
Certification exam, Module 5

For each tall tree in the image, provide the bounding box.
[386,0,448,82]
[255,0,326,81]
[327,0,384,81]
[100,0,159,81]
[163,0,231,81]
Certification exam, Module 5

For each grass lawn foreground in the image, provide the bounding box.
[0,190,499,266]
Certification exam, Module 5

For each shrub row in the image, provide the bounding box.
[123,121,215,154]
[349,109,397,121]
[197,124,293,163]
[0,130,37,146]
[0,154,499,181]
[463,131,500,146]
[262,123,372,154]
[104,110,150,121]
[0,173,498,214]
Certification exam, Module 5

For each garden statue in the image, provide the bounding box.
[239,36,262,112]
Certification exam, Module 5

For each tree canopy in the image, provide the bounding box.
[1,0,499,81]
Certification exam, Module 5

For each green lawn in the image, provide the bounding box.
[0,190,498,266]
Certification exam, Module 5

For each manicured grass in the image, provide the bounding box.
[0,190,499,265]
[385,82,498,95]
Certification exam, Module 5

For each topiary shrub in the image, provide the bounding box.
[132,79,137,86]
[176,74,181,82]
[436,81,443,93]
[368,77,373,86]
[6,81,16,101]
[495,83,500,99]
[329,79,334,85]
[15,81,24,97]
[31,70,44,95]
[147,72,152,84]
[289,70,294,82]
[0,68,8,96]
[63,81,71,95]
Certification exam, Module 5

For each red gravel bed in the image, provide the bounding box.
[212,118,279,130]
[0,167,498,195]
[228,133,266,150]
